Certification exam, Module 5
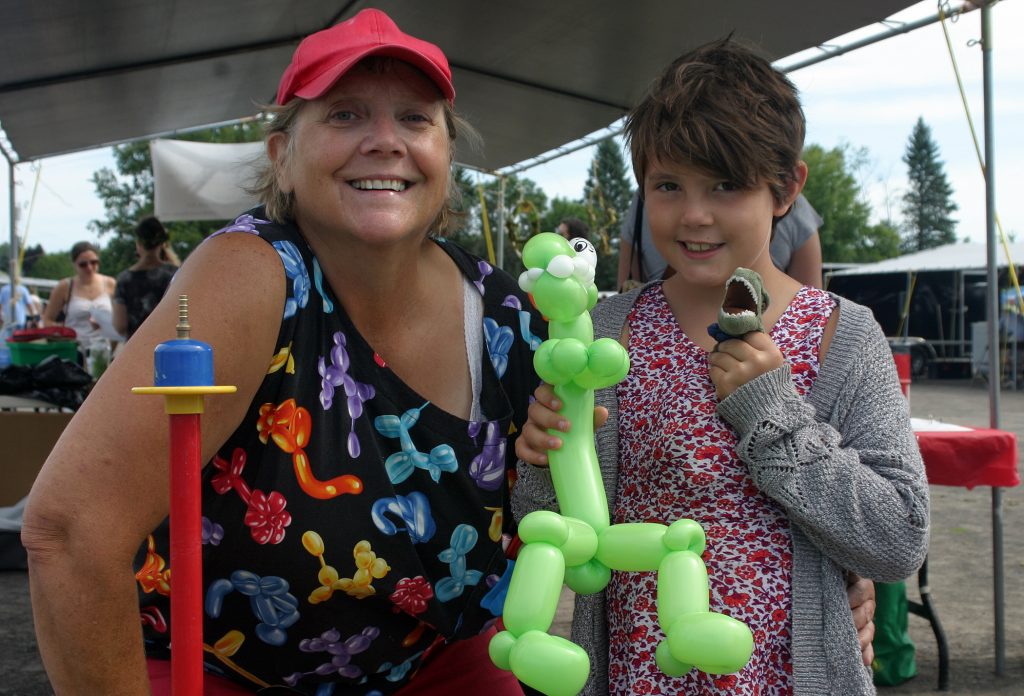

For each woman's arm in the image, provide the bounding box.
[716,309,929,581]
[42,280,68,326]
[21,233,285,694]
[616,243,634,292]
[112,301,129,337]
[112,279,129,337]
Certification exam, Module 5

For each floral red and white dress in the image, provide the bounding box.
[607,283,835,695]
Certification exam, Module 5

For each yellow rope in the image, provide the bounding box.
[939,2,1023,315]
[13,163,42,277]
[896,273,918,338]
[476,179,496,265]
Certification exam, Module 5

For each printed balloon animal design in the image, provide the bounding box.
[488,233,754,696]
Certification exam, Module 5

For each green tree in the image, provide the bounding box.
[539,197,617,291]
[446,167,492,260]
[582,138,634,246]
[900,117,958,252]
[25,252,74,281]
[540,197,588,238]
[89,121,265,274]
[468,174,548,277]
[801,144,899,263]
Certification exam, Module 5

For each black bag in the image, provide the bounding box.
[54,277,72,324]
[0,355,92,409]
[31,354,92,389]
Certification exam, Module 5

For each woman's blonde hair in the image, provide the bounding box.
[248,58,479,236]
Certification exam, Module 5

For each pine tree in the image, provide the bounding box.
[900,117,958,252]
[582,138,634,248]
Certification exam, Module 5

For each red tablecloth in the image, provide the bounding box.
[914,425,1020,489]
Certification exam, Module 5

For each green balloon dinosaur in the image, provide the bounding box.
[489,233,754,696]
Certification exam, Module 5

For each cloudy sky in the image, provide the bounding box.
[2,0,1021,255]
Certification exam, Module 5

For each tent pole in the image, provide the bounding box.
[904,272,911,338]
[5,154,16,312]
[979,0,1004,676]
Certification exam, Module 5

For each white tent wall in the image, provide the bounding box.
[151,139,263,222]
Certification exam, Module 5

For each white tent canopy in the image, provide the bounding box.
[0,0,919,170]
[829,242,1024,276]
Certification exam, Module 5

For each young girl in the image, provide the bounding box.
[513,39,928,695]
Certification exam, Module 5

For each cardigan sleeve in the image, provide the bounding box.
[716,303,929,582]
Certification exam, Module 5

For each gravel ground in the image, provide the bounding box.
[2,378,1022,695]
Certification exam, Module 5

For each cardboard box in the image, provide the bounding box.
[0,411,74,507]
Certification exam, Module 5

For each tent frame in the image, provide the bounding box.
[1,0,1012,675]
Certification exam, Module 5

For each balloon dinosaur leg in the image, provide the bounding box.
[656,520,754,676]
[490,511,598,696]
[593,519,754,677]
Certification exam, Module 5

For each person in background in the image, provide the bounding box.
[0,281,36,331]
[113,216,180,340]
[617,190,823,290]
[616,191,666,292]
[771,193,823,288]
[23,9,542,695]
[556,216,590,241]
[41,241,117,352]
[26,285,43,327]
[516,38,926,695]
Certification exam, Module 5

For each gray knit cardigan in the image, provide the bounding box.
[511,288,930,695]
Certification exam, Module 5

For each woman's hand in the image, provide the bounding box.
[847,572,877,667]
[706,331,784,400]
[514,384,608,467]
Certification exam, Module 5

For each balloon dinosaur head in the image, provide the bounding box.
[518,233,599,323]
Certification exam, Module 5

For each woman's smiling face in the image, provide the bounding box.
[270,60,451,248]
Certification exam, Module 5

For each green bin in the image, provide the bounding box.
[872,580,917,687]
[6,340,79,366]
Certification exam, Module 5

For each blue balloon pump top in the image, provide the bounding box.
[154,338,214,387]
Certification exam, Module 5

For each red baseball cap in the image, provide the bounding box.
[276,8,455,106]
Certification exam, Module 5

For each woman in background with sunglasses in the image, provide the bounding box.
[43,241,118,353]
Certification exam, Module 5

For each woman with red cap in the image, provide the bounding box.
[24,9,541,695]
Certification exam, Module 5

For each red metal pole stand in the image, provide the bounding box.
[133,296,236,694]
[169,413,204,696]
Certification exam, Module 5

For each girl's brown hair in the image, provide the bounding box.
[626,38,805,206]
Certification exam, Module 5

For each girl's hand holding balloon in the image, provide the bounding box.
[516,384,609,468]
[707,331,785,401]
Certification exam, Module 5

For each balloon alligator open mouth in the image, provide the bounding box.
[707,267,770,343]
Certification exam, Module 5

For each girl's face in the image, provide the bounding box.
[270,61,450,249]
[643,158,799,289]
[74,250,101,279]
